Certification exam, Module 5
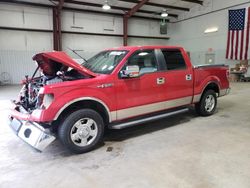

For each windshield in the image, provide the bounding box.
[82,50,128,74]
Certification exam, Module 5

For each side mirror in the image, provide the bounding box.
[120,65,140,78]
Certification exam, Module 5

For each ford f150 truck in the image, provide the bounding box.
[9,46,230,153]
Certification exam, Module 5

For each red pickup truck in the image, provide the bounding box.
[9,46,230,153]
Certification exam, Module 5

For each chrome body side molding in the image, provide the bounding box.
[193,94,202,103]
[115,96,192,120]
[194,64,228,69]
[109,108,189,129]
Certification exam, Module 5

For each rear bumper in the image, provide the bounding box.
[219,88,230,97]
[9,104,55,151]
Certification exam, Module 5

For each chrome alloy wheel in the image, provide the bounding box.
[205,95,215,112]
[70,118,98,147]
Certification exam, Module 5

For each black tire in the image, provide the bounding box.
[58,109,104,154]
[195,90,217,116]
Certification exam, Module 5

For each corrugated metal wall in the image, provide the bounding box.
[0,50,38,84]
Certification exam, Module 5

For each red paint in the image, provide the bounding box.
[33,51,96,77]
[11,46,230,123]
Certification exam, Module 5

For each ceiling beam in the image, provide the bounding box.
[57,0,178,18]
[135,9,178,18]
[181,0,203,5]
[119,0,189,12]
[126,0,149,17]
[64,6,167,21]
[0,0,167,21]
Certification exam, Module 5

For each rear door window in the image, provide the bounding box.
[161,49,186,70]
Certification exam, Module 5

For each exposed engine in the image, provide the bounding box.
[18,75,61,111]
[17,60,86,112]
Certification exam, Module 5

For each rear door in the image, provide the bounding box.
[159,48,193,107]
[115,49,168,120]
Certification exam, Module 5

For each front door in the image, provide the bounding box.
[115,49,167,121]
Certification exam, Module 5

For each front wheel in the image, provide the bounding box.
[195,90,217,116]
[58,109,104,154]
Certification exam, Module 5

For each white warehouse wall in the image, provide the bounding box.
[0,5,53,84]
[0,4,168,84]
[61,11,167,58]
[167,0,250,67]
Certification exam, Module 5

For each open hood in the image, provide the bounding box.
[33,51,96,77]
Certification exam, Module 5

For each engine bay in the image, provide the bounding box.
[17,58,87,112]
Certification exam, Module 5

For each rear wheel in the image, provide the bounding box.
[58,109,104,154]
[195,90,217,116]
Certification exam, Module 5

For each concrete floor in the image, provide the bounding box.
[0,83,250,188]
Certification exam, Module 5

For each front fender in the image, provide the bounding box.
[38,86,116,122]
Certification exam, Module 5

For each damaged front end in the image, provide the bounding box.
[9,115,56,151]
[9,88,56,151]
[9,51,96,151]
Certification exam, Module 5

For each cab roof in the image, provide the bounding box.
[106,45,183,51]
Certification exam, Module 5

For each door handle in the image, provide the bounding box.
[186,74,192,81]
[157,77,165,85]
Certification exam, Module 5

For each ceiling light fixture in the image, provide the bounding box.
[161,10,168,17]
[102,0,111,10]
[204,27,219,33]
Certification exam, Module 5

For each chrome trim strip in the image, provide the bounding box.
[193,94,201,103]
[109,108,189,129]
[116,96,192,120]
[110,111,117,122]
[194,64,228,68]
[53,97,113,122]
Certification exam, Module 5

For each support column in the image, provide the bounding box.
[52,0,64,51]
[122,0,149,46]
[123,16,128,46]
[52,7,59,50]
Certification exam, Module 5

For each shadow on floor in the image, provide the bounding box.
[46,110,198,157]
[104,109,198,142]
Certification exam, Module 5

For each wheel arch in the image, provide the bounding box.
[202,81,220,95]
[54,97,113,126]
[194,81,220,103]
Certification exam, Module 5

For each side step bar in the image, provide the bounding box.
[109,108,189,130]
